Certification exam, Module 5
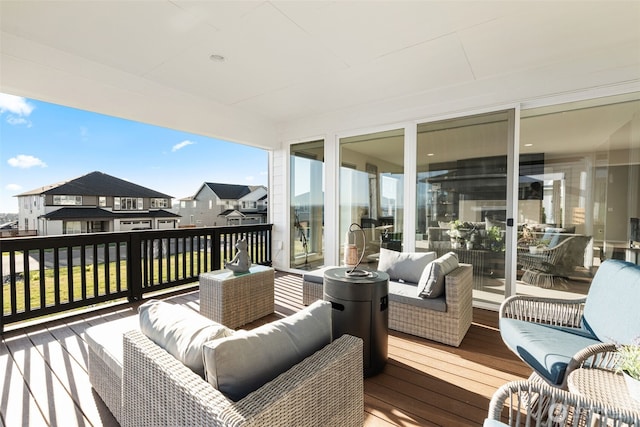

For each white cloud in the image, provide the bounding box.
[245,176,255,182]
[172,140,196,152]
[0,93,34,116]
[6,116,31,126]
[8,154,47,169]
[5,183,23,192]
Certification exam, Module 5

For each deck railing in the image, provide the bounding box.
[0,224,273,333]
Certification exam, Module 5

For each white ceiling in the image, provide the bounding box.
[1,1,640,149]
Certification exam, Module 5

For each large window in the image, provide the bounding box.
[114,197,143,211]
[53,195,82,206]
[416,111,511,304]
[150,198,167,208]
[340,129,404,263]
[290,140,325,269]
[517,95,640,298]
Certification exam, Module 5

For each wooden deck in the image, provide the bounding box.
[0,271,530,426]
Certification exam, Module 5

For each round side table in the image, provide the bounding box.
[567,368,640,414]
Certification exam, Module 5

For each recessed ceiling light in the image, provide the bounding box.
[427,153,434,157]
[524,143,533,147]
[209,54,225,62]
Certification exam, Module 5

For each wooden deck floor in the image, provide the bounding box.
[1,271,530,427]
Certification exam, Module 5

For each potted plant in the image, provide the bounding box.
[617,339,640,401]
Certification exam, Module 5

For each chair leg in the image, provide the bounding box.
[522,269,554,288]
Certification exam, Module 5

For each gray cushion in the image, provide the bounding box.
[388,281,446,312]
[377,248,436,283]
[84,315,139,379]
[417,252,459,298]
[499,318,599,385]
[302,266,333,284]
[202,300,332,401]
[138,299,234,377]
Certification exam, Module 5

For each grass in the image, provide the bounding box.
[3,253,210,315]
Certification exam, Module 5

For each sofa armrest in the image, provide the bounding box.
[123,330,364,427]
[499,295,586,328]
[444,263,473,313]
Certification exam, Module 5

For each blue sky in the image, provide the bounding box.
[0,93,268,213]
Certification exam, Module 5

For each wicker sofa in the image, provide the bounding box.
[303,254,473,347]
[86,300,364,427]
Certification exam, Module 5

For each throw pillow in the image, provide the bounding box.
[377,248,436,283]
[417,251,459,299]
[138,299,234,377]
[202,299,332,401]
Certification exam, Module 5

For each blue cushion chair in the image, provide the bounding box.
[499,259,640,388]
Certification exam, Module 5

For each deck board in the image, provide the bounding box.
[1,271,529,426]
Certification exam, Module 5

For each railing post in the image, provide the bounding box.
[128,232,143,302]
[212,228,222,271]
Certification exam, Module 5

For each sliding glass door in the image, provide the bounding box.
[290,140,325,270]
[339,129,405,265]
[416,111,512,305]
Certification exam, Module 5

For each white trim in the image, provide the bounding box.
[325,133,339,266]
[403,122,417,252]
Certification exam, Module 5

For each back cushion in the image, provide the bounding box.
[377,248,436,283]
[583,260,640,344]
[202,300,332,401]
[138,300,234,377]
[417,252,459,299]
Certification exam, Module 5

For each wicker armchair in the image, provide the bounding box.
[500,259,640,389]
[500,293,621,389]
[518,235,592,288]
[485,380,639,426]
[122,330,364,427]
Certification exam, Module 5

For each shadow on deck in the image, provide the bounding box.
[0,271,530,427]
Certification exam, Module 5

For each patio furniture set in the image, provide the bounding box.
[492,259,640,425]
[86,288,364,426]
[303,248,473,347]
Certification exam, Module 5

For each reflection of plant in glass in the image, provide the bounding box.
[487,226,504,252]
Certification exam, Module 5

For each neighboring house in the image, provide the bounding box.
[177,183,267,227]
[16,171,180,236]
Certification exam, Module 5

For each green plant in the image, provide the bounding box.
[617,340,640,380]
[487,226,504,252]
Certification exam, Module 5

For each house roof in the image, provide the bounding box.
[219,209,245,218]
[204,183,251,200]
[41,207,180,220]
[19,171,172,199]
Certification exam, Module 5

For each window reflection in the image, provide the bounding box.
[340,129,404,264]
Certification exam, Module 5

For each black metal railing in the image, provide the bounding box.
[0,224,272,333]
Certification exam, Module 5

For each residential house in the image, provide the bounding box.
[177,183,267,227]
[2,1,639,309]
[16,171,179,235]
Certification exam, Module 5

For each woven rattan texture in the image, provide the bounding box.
[568,368,640,414]
[303,264,473,347]
[200,266,275,329]
[88,346,122,424]
[487,379,639,426]
[122,329,364,427]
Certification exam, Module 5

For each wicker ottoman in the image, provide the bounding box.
[302,266,334,305]
[199,265,275,328]
[84,315,139,424]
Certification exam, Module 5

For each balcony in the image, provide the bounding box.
[1,270,529,426]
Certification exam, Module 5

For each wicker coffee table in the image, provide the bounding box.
[567,368,640,415]
[199,265,275,328]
